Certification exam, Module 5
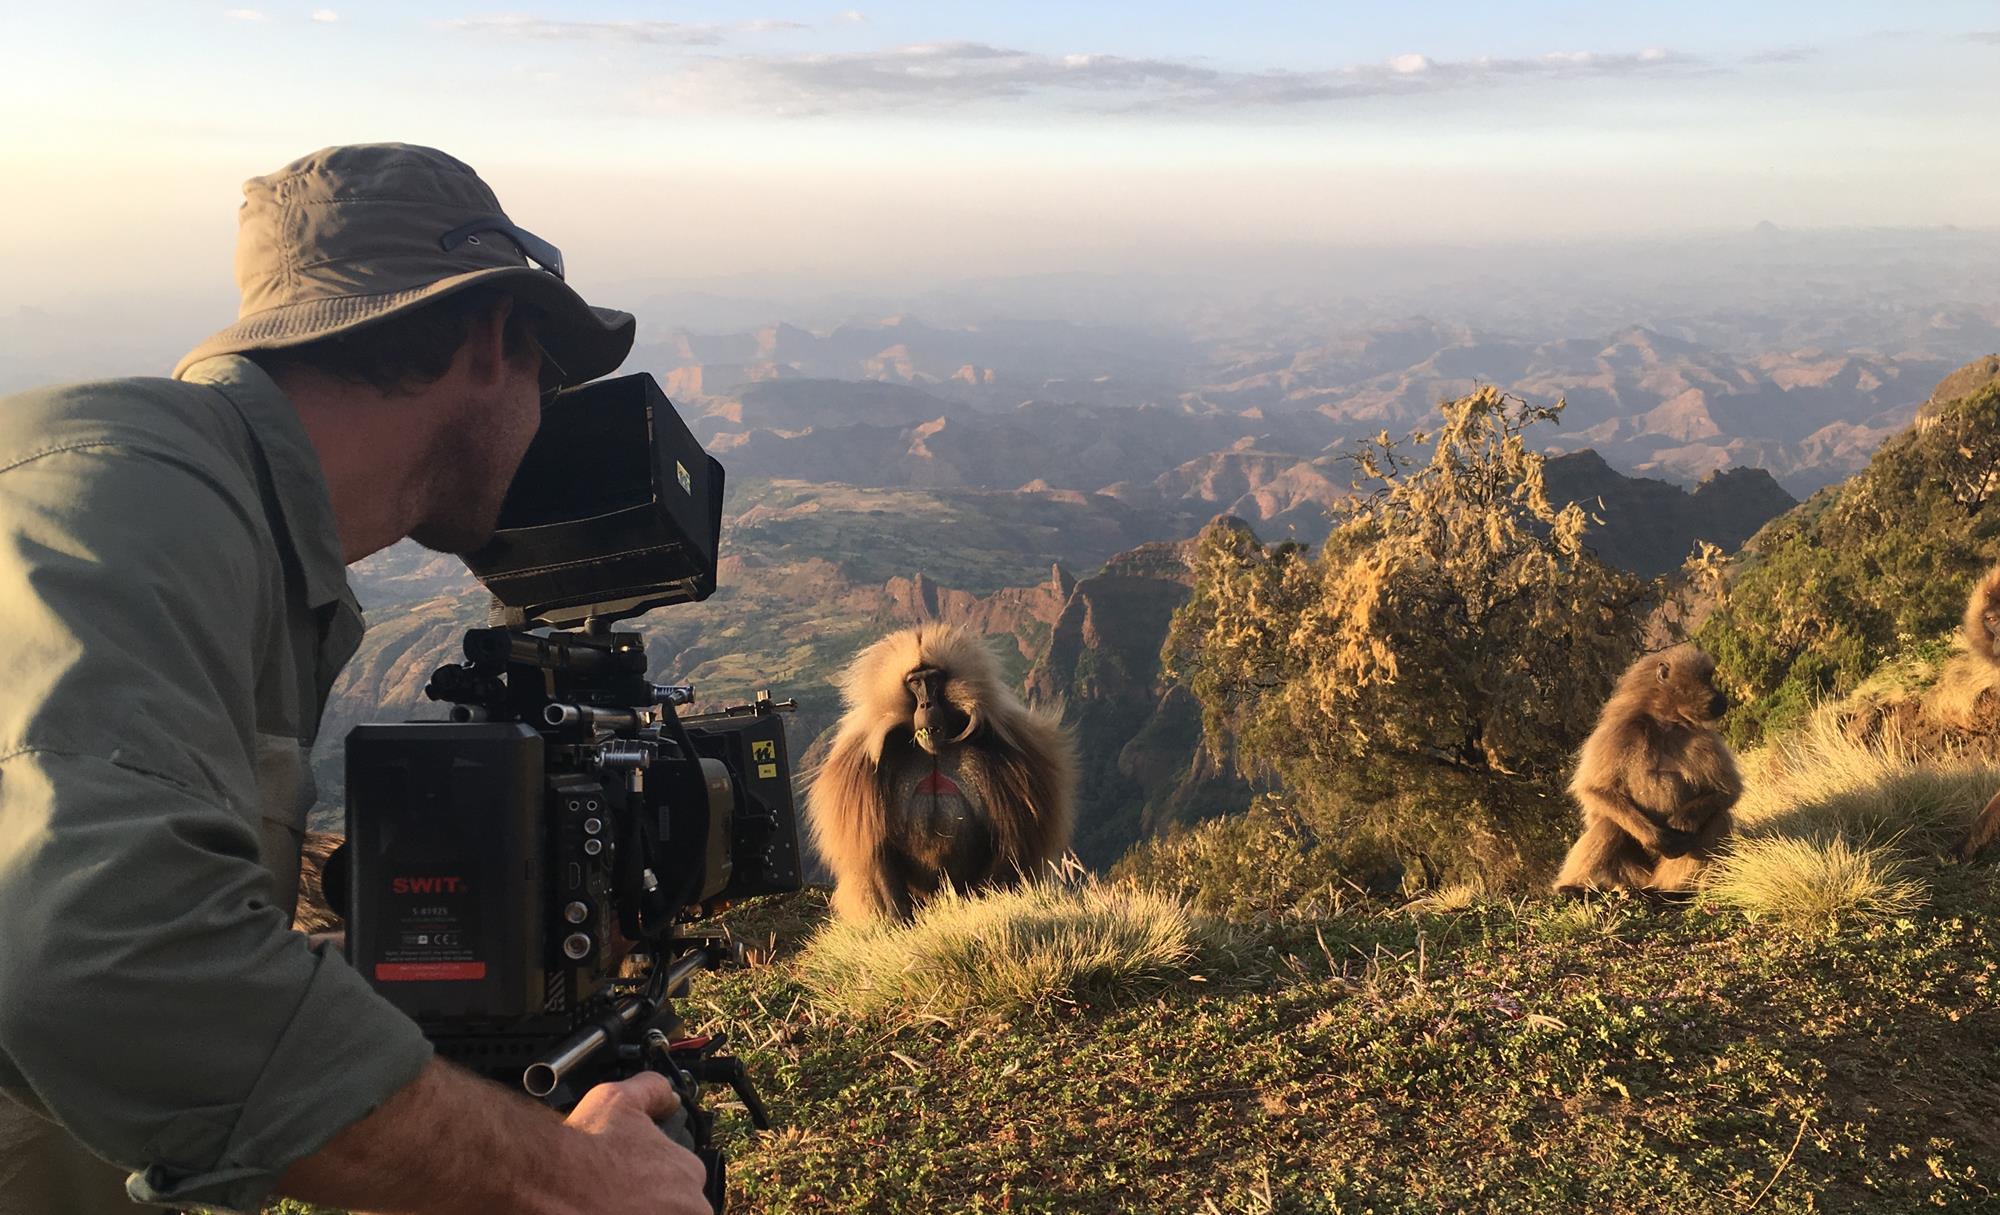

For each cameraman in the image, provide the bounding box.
[0,145,710,1215]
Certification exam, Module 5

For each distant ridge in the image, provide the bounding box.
[1544,450,1797,577]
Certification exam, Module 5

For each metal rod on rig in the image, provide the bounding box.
[659,947,713,998]
[523,997,649,1098]
[543,703,651,731]
[520,949,715,1099]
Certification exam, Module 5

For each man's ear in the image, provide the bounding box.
[459,294,517,387]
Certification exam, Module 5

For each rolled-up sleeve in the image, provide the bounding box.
[0,442,432,1211]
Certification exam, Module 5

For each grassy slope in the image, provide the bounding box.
[689,686,2000,1213]
[696,876,2000,1214]
[274,750,2000,1215]
[280,663,2000,1215]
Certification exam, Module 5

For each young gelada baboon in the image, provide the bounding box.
[1553,645,1742,894]
[808,623,1078,922]
[1956,565,2000,860]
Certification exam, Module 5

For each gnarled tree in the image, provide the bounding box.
[1164,387,1710,881]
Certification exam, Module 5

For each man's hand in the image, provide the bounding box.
[277,1058,712,1215]
[565,1072,711,1214]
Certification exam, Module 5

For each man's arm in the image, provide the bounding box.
[0,429,710,1214]
[0,436,433,1209]
[277,1061,708,1215]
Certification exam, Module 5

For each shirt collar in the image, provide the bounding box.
[178,355,355,612]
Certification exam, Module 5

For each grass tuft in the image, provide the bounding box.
[1402,880,1484,914]
[797,877,1201,1022]
[1734,706,1999,849]
[1706,835,1927,926]
[1529,897,1629,942]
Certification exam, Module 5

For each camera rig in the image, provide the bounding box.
[335,374,801,1212]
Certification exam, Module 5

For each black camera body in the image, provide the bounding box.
[344,633,800,1044]
[337,375,799,1210]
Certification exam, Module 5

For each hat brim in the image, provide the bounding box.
[172,265,635,385]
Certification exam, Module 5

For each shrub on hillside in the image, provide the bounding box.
[1162,388,1711,886]
[1700,379,2000,743]
[1115,774,1574,917]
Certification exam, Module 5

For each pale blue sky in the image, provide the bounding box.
[3,2,1997,305]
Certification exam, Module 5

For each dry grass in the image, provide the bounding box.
[797,875,1201,1022]
[1698,704,2000,924]
[1706,836,1928,926]
[1402,880,1485,915]
[1921,650,1999,729]
[1734,706,1998,850]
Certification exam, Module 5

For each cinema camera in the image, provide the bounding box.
[331,373,803,1212]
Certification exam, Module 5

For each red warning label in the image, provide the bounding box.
[375,962,487,982]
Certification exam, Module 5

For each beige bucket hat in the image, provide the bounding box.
[174,143,633,384]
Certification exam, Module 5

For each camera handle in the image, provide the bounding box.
[653,1092,725,1213]
[647,1025,772,1214]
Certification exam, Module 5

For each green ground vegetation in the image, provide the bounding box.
[691,876,2000,1211]
[651,673,2000,1214]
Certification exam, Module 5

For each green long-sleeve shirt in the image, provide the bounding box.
[0,355,433,1211]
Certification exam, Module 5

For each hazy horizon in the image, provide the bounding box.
[6,2,2000,316]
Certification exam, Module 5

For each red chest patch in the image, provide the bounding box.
[915,769,963,798]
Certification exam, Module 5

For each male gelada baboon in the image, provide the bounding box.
[1956,565,2000,860]
[807,624,1078,921]
[1553,645,1742,894]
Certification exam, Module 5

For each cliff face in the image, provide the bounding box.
[1025,538,1251,868]
[1915,354,2000,431]
[882,566,1074,664]
[1542,450,1797,578]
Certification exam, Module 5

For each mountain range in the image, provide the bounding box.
[643,316,1957,501]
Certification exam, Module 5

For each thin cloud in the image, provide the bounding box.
[649,42,1714,116]
[1744,46,1816,64]
[1968,30,2000,44]
[833,9,867,23]
[224,8,267,20]
[312,9,339,21]
[444,15,807,46]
